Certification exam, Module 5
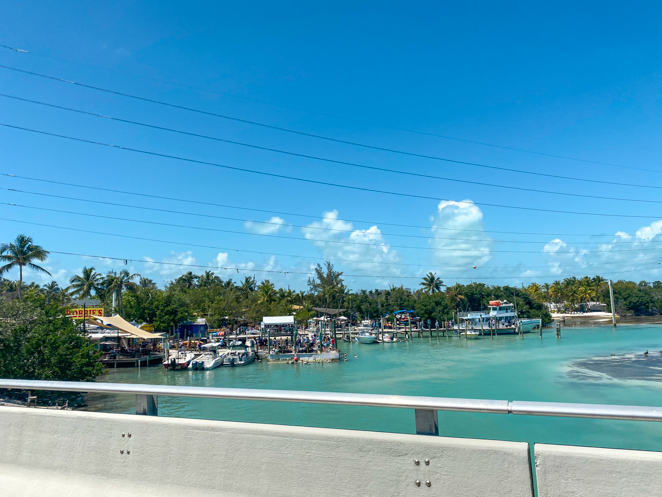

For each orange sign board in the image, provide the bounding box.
[66,308,104,318]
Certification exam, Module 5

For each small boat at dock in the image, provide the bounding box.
[224,350,256,367]
[190,342,228,370]
[356,331,377,344]
[164,350,199,370]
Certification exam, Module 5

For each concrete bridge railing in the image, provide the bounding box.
[1,379,662,497]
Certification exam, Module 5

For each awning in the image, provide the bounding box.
[93,315,165,339]
[263,316,295,325]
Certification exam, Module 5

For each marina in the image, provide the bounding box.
[87,322,662,454]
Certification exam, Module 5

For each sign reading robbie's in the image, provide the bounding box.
[65,308,104,318]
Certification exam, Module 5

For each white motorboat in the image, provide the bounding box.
[356,331,377,344]
[190,342,228,370]
[164,350,199,370]
[381,333,397,342]
[224,350,256,367]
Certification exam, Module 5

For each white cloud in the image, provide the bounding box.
[543,220,662,279]
[429,200,493,272]
[214,252,256,275]
[21,265,69,287]
[302,210,401,284]
[144,251,197,278]
[244,216,290,235]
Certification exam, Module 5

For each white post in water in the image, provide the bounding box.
[609,279,616,328]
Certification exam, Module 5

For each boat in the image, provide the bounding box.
[190,342,228,370]
[164,350,199,370]
[455,300,541,336]
[459,329,482,339]
[223,350,256,367]
[381,333,397,342]
[356,331,377,344]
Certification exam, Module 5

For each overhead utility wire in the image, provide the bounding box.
[0,63,659,189]
[0,43,654,174]
[3,123,662,221]
[47,249,662,280]
[11,187,658,245]
[4,202,661,254]
[1,173,639,239]
[1,215,653,271]
[3,92,661,203]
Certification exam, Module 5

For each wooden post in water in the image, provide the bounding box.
[539,319,543,339]
[490,320,494,340]
[609,279,617,328]
[480,319,484,337]
[555,321,561,338]
[436,321,439,342]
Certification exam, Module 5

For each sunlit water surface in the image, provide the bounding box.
[87,324,662,452]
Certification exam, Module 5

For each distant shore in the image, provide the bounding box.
[551,311,614,319]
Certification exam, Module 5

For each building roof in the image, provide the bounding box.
[263,316,295,325]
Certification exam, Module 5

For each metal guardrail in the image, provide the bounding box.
[1,379,662,436]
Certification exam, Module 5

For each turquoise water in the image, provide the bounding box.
[91,324,662,452]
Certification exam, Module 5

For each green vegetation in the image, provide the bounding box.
[0,234,51,301]
[0,297,104,381]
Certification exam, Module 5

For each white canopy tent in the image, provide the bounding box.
[93,316,164,339]
[262,316,295,326]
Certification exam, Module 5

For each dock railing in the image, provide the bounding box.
[1,379,662,435]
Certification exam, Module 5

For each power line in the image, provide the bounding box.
[48,249,661,280]
[10,186,655,245]
[4,202,662,254]
[1,63,660,189]
[3,215,657,271]
[3,123,662,220]
[3,92,662,204]
[1,173,638,239]
[1,43,653,174]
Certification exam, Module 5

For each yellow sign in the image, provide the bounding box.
[66,308,104,318]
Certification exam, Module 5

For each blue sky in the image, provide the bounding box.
[1,0,662,290]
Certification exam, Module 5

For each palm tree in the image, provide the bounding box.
[0,234,50,300]
[138,276,156,289]
[578,286,593,304]
[41,281,64,304]
[198,271,220,288]
[445,284,466,316]
[175,271,198,290]
[420,272,444,295]
[527,282,543,301]
[592,275,606,302]
[240,276,257,296]
[68,266,103,298]
[257,280,276,306]
[550,281,563,303]
[104,269,139,316]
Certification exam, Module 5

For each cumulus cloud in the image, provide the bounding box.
[302,210,401,283]
[144,251,197,278]
[429,200,493,271]
[214,252,256,275]
[21,265,69,287]
[244,216,290,235]
[543,220,662,279]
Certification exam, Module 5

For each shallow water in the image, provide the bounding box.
[89,324,662,452]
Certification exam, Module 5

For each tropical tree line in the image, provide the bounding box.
[5,236,662,338]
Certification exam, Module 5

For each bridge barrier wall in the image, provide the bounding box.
[534,443,662,497]
[1,406,534,497]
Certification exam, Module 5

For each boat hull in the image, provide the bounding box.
[356,336,376,344]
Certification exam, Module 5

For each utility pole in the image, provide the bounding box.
[608,279,616,328]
